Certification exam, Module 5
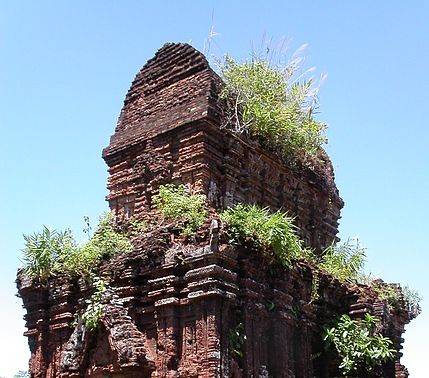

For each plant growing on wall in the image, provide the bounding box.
[13,371,29,378]
[220,54,326,158]
[21,212,133,280]
[61,212,133,276]
[324,313,395,375]
[82,275,107,331]
[318,239,366,283]
[357,275,422,318]
[220,203,305,268]
[153,184,208,236]
[228,322,247,358]
[401,285,422,319]
[22,227,77,281]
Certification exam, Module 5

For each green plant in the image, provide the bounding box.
[358,276,421,319]
[153,184,208,236]
[228,322,247,358]
[220,54,327,158]
[127,218,147,237]
[318,239,365,283]
[324,313,395,375]
[402,285,422,319]
[310,271,320,303]
[22,212,133,279]
[371,282,399,311]
[221,204,304,268]
[82,275,107,331]
[22,226,77,281]
[61,212,133,276]
[291,304,301,320]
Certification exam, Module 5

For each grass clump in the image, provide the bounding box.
[318,239,366,283]
[61,212,133,276]
[369,281,399,311]
[153,184,207,236]
[21,212,133,280]
[363,280,422,319]
[220,203,304,268]
[220,55,327,158]
[22,227,77,281]
[324,313,395,375]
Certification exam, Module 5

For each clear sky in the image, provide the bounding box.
[1,1,428,377]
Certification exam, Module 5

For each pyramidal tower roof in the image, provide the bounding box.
[103,43,221,157]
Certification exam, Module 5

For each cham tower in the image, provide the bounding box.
[18,43,415,378]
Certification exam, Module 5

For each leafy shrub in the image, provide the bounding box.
[371,282,399,311]
[220,204,303,268]
[358,276,421,319]
[324,313,395,375]
[22,226,77,281]
[127,218,147,237]
[22,212,133,279]
[220,55,327,158]
[153,184,207,236]
[82,275,107,331]
[228,322,247,358]
[318,239,365,283]
[61,212,133,276]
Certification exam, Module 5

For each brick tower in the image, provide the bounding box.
[18,43,414,378]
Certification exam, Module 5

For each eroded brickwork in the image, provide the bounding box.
[103,43,342,252]
[18,43,414,378]
[18,237,412,377]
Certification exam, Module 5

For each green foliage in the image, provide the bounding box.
[310,272,320,303]
[82,275,107,331]
[22,226,77,281]
[62,212,133,276]
[371,282,399,311]
[228,322,247,358]
[318,239,366,283]
[127,218,147,237]
[358,276,421,319]
[220,55,327,158]
[402,285,422,319]
[324,313,396,375]
[220,204,303,268]
[21,212,133,279]
[153,184,208,236]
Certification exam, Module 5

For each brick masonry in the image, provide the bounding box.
[18,43,414,378]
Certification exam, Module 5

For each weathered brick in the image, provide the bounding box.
[18,43,413,378]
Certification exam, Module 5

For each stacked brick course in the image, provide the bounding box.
[103,43,342,252]
[18,43,414,378]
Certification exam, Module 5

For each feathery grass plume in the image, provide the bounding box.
[219,42,327,158]
[401,285,422,319]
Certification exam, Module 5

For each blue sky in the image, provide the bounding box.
[1,1,428,376]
